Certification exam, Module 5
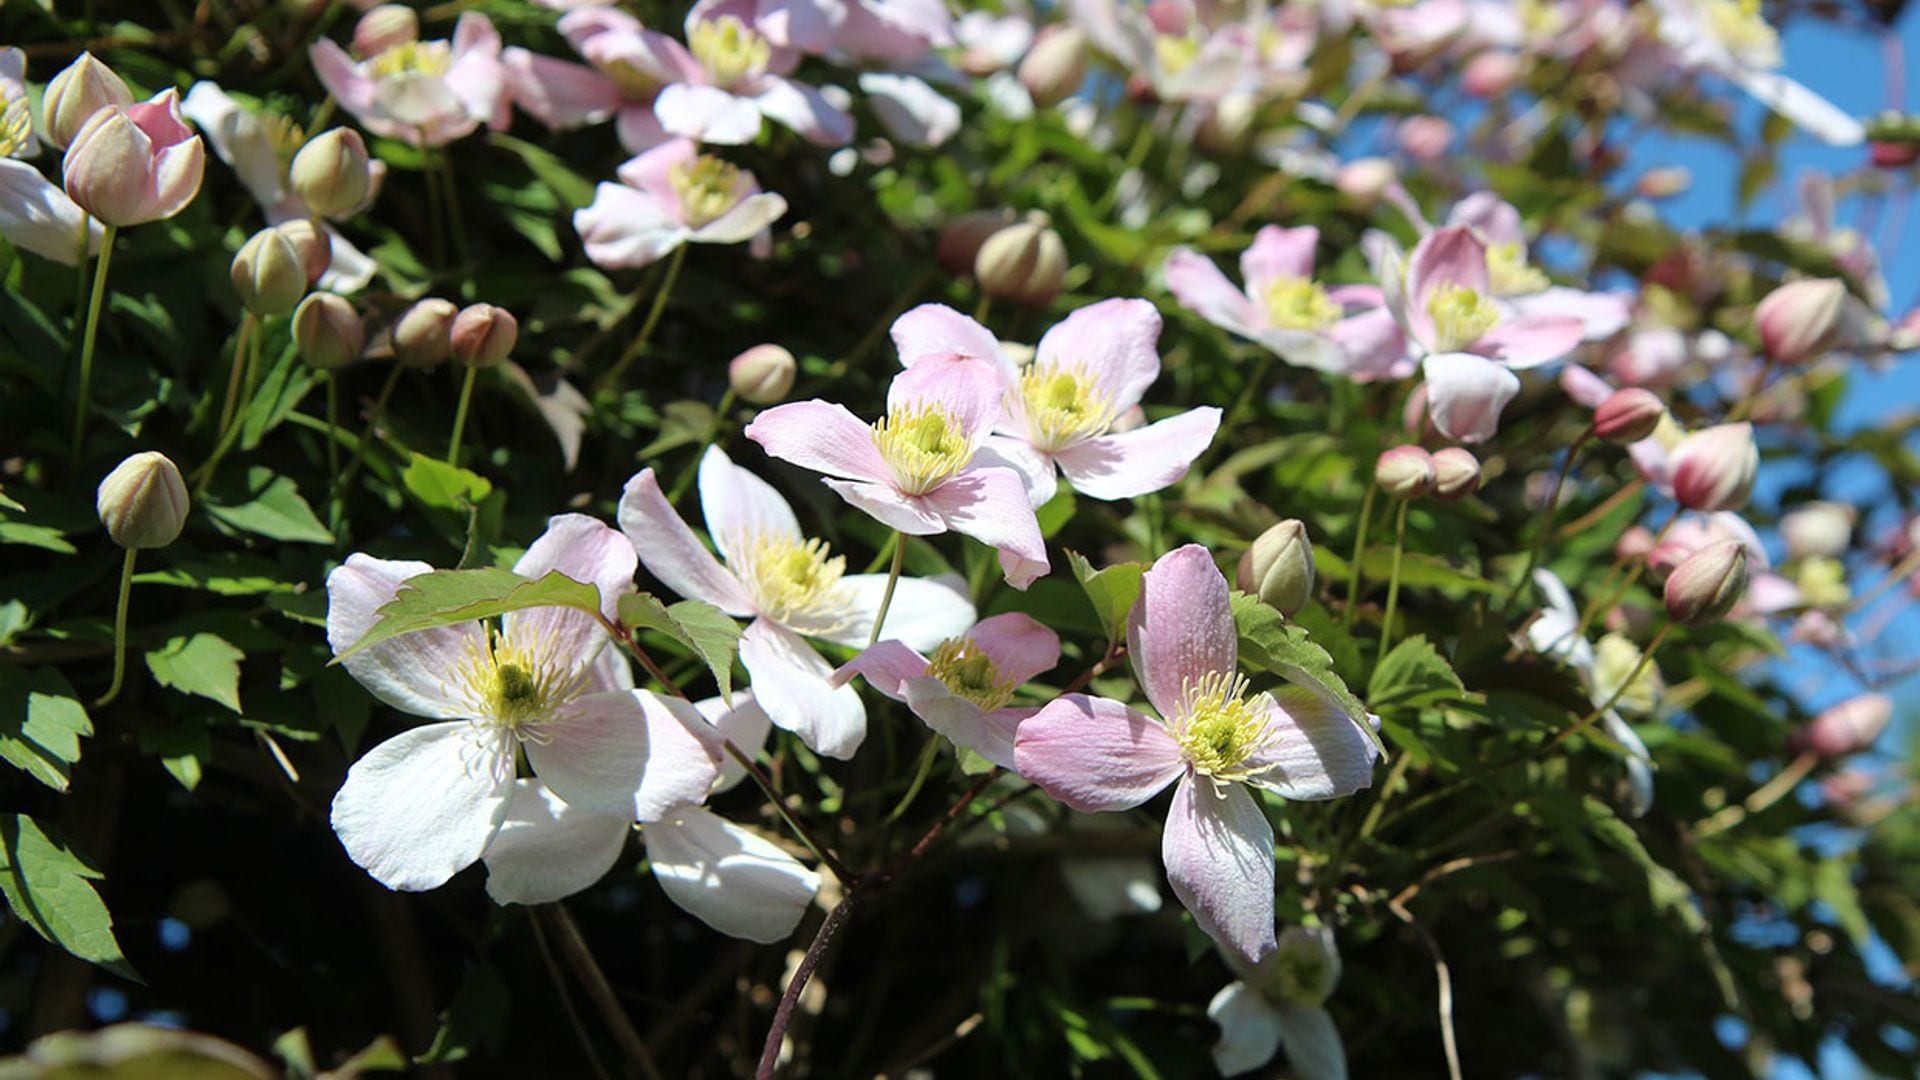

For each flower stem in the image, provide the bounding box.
[1375,499,1411,667]
[437,151,471,266]
[192,324,263,496]
[70,223,117,463]
[538,904,666,1080]
[214,314,256,445]
[94,547,137,708]
[1343,481,1377,630]
[446,364,479,465]
[333,361,406,507]
[756,896,855,1080]
[325,370,341,478]
[868,532,907,648]
[666,387,736,505]
[883,737,942,825]
[1692,750,1820,839]
[1505,428,1589,611]
[1546,622,1674,751]
[600,245,686,392]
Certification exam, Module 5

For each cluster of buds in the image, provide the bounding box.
[49,55,205,228]
[1374,445,1481,503]
[231,223,330,317]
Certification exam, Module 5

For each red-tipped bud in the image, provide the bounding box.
[729,344,797,405]
[1663,539,1748,625]
[1429,447,1481,502]
[450,304,517,368]
[1593,388,1665,445]
[1634,167,1692,199]
[1670,422,1757,512]
[1374,445,1436,500]
[1755,279,1846,365]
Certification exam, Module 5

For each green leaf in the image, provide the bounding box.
[0,521,76,553]
[145,633,245,714]
[1814,858,1872,948]
[417,960,509,1064]
[1367,635,1468,711]
[0,668,92,792]
[238,343,316,451]
[1065,550,1145,644]
[204,469,333,545]
[0,815,136,980]
[335,568,605,663]
[1036,487,1076,539]
[1232,592,1385,757]
[486,132,597,210]
[618,594,743,701]
[138,715,211,791]
[401,453,495,512]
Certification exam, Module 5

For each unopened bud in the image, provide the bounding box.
[1616,525,1656,562]
[1374,445,1436,500]
[1335,157,1396,209]
[1755,279,1846,365]
[975,215,1067,306]
[392,298,457,369]
[1782,501,1855,560]
[1396,115,1452,162]
[353,4,420,58]
[729,344,797,405]
[1800,694,1892,758]
[272,218,332,285]
[1429,447,1481,502]
[292,293,364,371]
[937,209,1016,276]
[1592,388,1665,444]
[1236,520,1314,617]
[97,451,188,549]
[450,304,517,368]
[231,226,308,316]
[1018,25,1088,108]
[43,53,132,150]
[1871,140,1920,168]
[1670,422,1758,512]
[291,128,374,218]
[1635,166,1691,200]
[1663,539,1748,625]
[1461,51,1521,98]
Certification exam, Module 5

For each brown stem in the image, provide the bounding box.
[541,904,666,1080]
[756,896,856,1080]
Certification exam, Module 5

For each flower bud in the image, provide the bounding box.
[230,226,308,316]
[1592,388,1665,445]
[729,344,797,405]
[1755,279,1846,365]
[1663,539,1748,625]
[392,298,457,369]
[1616,525,1656,563]
[1461,51,1521,98]
[1800,694,1892,758]
[43,53,133,150]
[937,209,1016,276]
[1395,115,1452,162]
[63,90,206,227]
[292,293,364,371]
[1335,157,1396,209]
[1635,166,1691,200]
[1782,501,1855,560]
[1670,422,1758,512]
[272,218,333,286]
[450,304,517,368]
[1429,447,1481,502]
[975,215,1067,306]
[1871,140,1920,168]
[1018,25,1089,108]
[290,128,374,218]
[353,4,420,58]
[1374,445,1436,500]
[1236,520,1314,617]
[97,451,188,550]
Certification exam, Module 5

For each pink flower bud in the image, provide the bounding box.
[975,216,1067,306]
[1461,51,1521,98]
[392,298,457,369]
[292,293,364,371]
[1635,167,1691,200]
[1374,445,1436,500]
[1429,447,1481,502]
[1237,520,1314,617]
[1755,279,1846,365]
[1396,116,1452,163]
[1335,158,1396,209]
[97,451,188,549]
[1592,388,1665,445]
[1870,140,1920,168]
[291,128,374,218]
[1018,25,1088,108]
[1663,539,1748,625]
[936,209,1017,276]
[450,304,517,368]
[729,344,797,406]
[62,89,206,227]
[1801,694,1892,758]
[231,225,308,317]
[353,4,420,58]
[43,53,132,150]
[1616,525,1656,562]
[1670,422,1757,513]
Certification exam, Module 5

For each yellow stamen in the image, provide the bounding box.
[1703,0,1779,66]
[265,114,307,173]
[924,638,1017,711]
[1018,365,1116,451]
[449,627,585,741]
[670,155,741,229]
[872,405,973,495]
[0,96,32,159]
[1261,277,1343,333]
[605,59,663,100]
[731,532,849,630]
[689,15,772,88]
[1425,282,1501,352]
[1170,670,1279,786]
[368,40,453,80]
[1486,242,1550,297]
[1153,35,1200,77]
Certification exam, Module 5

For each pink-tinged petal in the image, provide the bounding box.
[974,438,1057,507]
[833,641,929,701]
[757,0,844,50]
[181,82,286,209]
[739,619,867,759]
[614,136,696,202]
[582,642,637,695]
[326,554,484,720]
[330,722,511,891]
[1239,225,1319,295]
[559,5,648,50]
[857,72,958,147]
[1246,688,1380,800]
[574,181,687,270]
[1128,543,1236,720]
[646,806,821,942]
[1053,406,1221,501]
[0,160,103,266]
[1421,352,1520,444]
[1033,298,1163,414]
[753,77,855,144]
[744,399,892,482]
[1474,312,1584,368]
[967,612,1060,687]
[1164,248,1263,339]
[1207,981,1287,1078]
[886,353,1006,444]
[1445,191,1525,249]
[615,105,672,153]
[505,512,636,656]
[379,71,466,129]
[892,303,1006,371]
[921,467,1049,589]
[903,679,1020,769]
[483,779,631,905]
[617,468,757,614]
[697,444,803,561]
[310,40,377,112]
[655,83,764,145]
[147,136,206,221]
[528,688,723,820]
[694,690,772,794]
[821,478,946,534]
[1327,283,1386,310]
[690,193,786,245]
[1014,693,1184,811]
[1560,363,1614,409]
[1326,308,1412,382]
[825,573,976,651]
[502,48,623,130]
[1514,287,1632,342]
[1163,776,1277,964]
[1405,226,1489,347]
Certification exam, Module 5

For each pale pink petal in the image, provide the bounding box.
[483,779,631,905]
[689,193,786,244]
[582,642,637,694]
[181,82,285,209]
[1326,308,1412,382]
[326,554,484,720]
[146,136,206,223]
[447,13,509,129]
[885,353,1006,444]
[505,512,636,657]
[1127,544,1236,720]
[1239,225,1319,295]
[614,136,696,202]
[1515,287,1632,342]
[1445,191,1525,248]
[921,467,1049,588]
[833,641,929,701]
[973,437,1057,507]
[0,160,103,266]
[310,40,377,113]
[759,0,844,51]
[903,679,1010,768]
[821,478,947,534]
[559,6,648,51]
[1560,364,1614,409]
[574,181,687,270]
[739,618,867,758]
[1033,298,1163,414]
[617,468,757,614]
[1013,693,1184,811]
[527,688,722,820]
[694,690,772,794]
[655,82,765,144]
[892,303,1006,371]
[502,48,624,130]
[1164,248,1264,339]
[646,806,821,942]
[330,722,512,891]
[752,79,855,147]
[744,399,892,482]
[856,72,957,147]
[1405,226,1489,348]
[824,573,976,651]
[1421,351,1520,444]
[1246,688,1380,800]
[1474,312,1584,368]
[967,611,1060,686]
[615,105,672,153]
[1163,775,1277,964]
[697,444,803,561]
[1053,406,1221,501]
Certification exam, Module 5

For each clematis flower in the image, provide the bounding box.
[62,88,206,228]
[829,0,955,64]
[1069,0,1256,103]
[574,137,786,270]
[1525,569,1655,815]
[0,48,39,159]
[1164,226,1409,381]
[1210,926,1350,1079]
[1648,0,1864,146]
[619,445,975,759]
[310,12,509,147]
[502,6,695,152]
[744,349,1051,588]
[1443,192,1632,342]
[326,514,722,891]
[835,612,1059,769]
[1014,545,1379,962]
[0,50,103,265]
[650,3,854,146]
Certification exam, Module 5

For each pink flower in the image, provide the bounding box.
[1069,0,1256,103]
[1013,546,1379,962]
[836,613,1059,769]
[619,445,976,758]
[830,0,954,64]
[61,88,206,227]
[892,300,1222,504]
[744,350,1051,588]
[325,514,722,891]
[574,138,786,270]
[310,13,509,147]
[503,6,698,152]
[649,1,854,146]
[1165,226,1409,381]
[1444,192,1632,341]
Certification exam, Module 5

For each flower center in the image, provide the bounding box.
[1261,277,1343,333]
[1018,365,1116,452]
[924,638,1017,711]
[1703,0,1779,66]
[1170,670,1278,785]
[368,40,452,80]
[450,627,584,740]
[1486,242,1549,297]
[0,96,31,159]
[690,15,771,89]
[1153,35,1200,76]
[872,405,973,495]
[265,114,307,173]
[1518,0,1566,37]
[670,155,740,229]
[605,59,663,100]
[731,532,849,629]
[1425,282,1501,352]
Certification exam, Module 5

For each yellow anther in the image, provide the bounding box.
[1425,282,1501,352]
[0,96,31,159]
[1153,35,1200,77]
[924,638,1017,711]
[369,40,453,80]
[872,405,973,495]
[1486,242,1550,297]
[1261,277,1344,333]
[1170,671,1278,785]
[670,155,741,229]
[605,59,663,100]
[1018,365,1116,451]
[732,533,848,628]
[450,627,584,739]
[1703,0,1779,65]
[690,15,771,88]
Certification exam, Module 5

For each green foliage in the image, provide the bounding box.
[334,568,605,662]
[617,593,744,702]
[0,815,134,981]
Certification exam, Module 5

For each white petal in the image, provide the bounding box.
[821,573,976,651]
[527,689,723,820]
[483,779,632,905]
[738,619,867,759]
[1208,981,1286,1077]
[330,722,511,891]
[646,807,821,942]
[326,555,483,721]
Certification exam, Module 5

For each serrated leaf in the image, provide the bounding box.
[1367,635,1467,711]
[0,815,136,980]
[204,469,333,545]
[0,668,91,792]
[146,633,245,714]
[1066,550,1145,644]
[336,568,605,663]
[1231,592,1385,757]
[617,593,743,701]
[401,453,495,512]
[138,715,210,792]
